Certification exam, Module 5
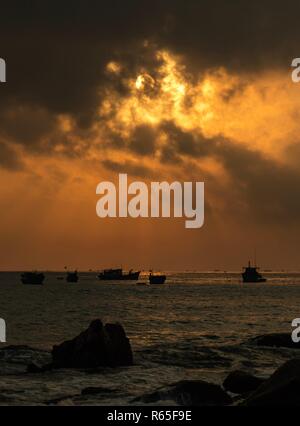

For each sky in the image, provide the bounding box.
[0,1,300,271]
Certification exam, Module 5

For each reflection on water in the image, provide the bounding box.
[0,271,299,405]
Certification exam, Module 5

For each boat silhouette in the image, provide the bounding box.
[242,261,266,283]
[66,271,79,283]
[149,272,167,285]
[98,268,140,281]
[21,272,45,285]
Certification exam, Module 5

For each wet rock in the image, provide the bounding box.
[171,380,232,406]
[27,362,53,373]
[133,390,161,404]
[46,395,76,405]
[52,319,133,369]
[81,386,117,396]
[104,323,133,366]
[27,362,42,373]
[244,358,300,406]
[223,370,265,394]
[55,398,74,406]
[133,380,232,406]
[248,333,300,348]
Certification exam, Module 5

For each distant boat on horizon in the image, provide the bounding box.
[149,271,167,285]
[98,268,140,281]
[21,272,45,285]
[242,261,266,283]
[66,271,79,283]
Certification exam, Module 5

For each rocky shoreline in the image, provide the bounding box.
[0,321,299,406]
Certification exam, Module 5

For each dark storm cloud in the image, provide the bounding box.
[0,105,57,147]
[108,121,209,160]
[0,0,165,126]
[0,0,298,227]
[159,0,300,73]
[100,116,300,225]
[153,121,300,224]
[102,125,158,156]
[0,0,299,130]
[217,142,300,225]
[128,125,157,156]
[160,121,210,158]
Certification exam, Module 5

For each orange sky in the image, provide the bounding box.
[1,48,300,271]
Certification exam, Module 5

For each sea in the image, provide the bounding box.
[0,271,299,405]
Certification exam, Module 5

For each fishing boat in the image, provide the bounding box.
[149,272,167,285]
[66,271,79,283]
[97,268,140,281]
[242,261,266,283]
[21,272,45,285]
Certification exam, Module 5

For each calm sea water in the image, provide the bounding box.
[0,271,299,405]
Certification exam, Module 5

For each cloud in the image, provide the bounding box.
[0,140,23,170]
[1,0,300,229]
[0,105,57,148]
[160,121,210,158]
[215,142,300,224]
[138,121,300,225]
[101,159,152,178]
[0,0,298,127]
[159,0,300,72]
[128,125,157,156]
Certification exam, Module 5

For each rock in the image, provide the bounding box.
[223,370,265,394]
[133,380,232,406]
[52,319,133,369]
[81,386,117,396]
[104,323,133,366]
[248,333,300,348]
[27,362,44,373]
[46,395,76,405]
[133,390,161,404]
[27,362,53,373]
[244,358,300,406]
[169,380,233,406]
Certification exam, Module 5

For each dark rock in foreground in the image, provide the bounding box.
[244,358,300,406]
[27,362,52,373]
[46,395,76,405]
[223,370,265,394]
[133,380,232,406]
[52,319,133,369]
[248,333,300,349]
[81,386,117,396]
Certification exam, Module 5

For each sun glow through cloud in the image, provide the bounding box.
[97,50,300,166]
[2,46,300,270]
